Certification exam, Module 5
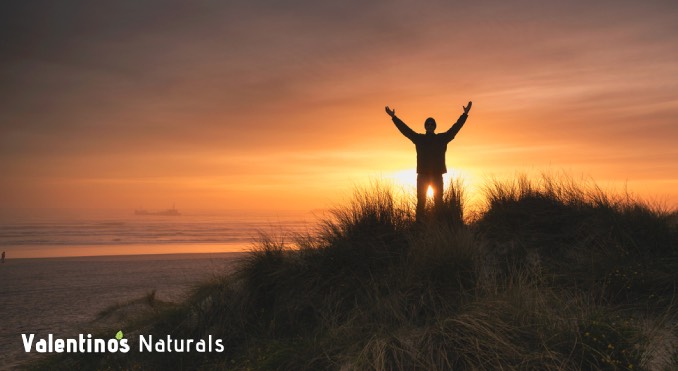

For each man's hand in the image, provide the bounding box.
[385,106,396,118]
[463,101,472,114]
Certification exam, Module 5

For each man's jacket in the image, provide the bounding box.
[392,113,468,174]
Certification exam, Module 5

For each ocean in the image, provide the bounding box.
[0,209,318,258]
[0,209,319,369]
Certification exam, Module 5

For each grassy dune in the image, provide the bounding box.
[33,175,678,370]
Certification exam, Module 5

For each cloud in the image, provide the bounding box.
[1,0,678,209]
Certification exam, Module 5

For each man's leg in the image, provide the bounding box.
[416,174,429,219]
[432,174,444,210]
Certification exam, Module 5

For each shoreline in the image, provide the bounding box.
[0,243,254,260]
[2,251,248,261]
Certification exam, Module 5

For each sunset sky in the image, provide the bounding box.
[2,0,677,213]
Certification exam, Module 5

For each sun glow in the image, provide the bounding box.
[426,185,434,201]
[388,168,477,191]
[388,169,417,191]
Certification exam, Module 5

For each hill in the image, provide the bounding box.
[32,175,678,370]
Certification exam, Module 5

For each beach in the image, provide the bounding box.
[0,253,243,370]
[0,209,313,368]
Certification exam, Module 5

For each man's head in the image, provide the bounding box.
[424,117,436,133]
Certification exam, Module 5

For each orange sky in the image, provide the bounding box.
[1,0,677,213]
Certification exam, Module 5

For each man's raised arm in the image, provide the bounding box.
[443,101,472,141]
[386,106,417,142]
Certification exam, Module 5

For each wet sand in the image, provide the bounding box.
[0,252,243,370]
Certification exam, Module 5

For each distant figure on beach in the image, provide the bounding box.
[1,251,5,263]
[386,101,472,219]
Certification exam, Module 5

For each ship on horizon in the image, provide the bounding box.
[134,204,181,216]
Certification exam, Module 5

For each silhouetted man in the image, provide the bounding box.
[386,101,472,219]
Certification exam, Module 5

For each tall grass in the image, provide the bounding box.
[33,174,678,370]
[477,173,677,307]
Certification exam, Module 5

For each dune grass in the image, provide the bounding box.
[31,174,678,370]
